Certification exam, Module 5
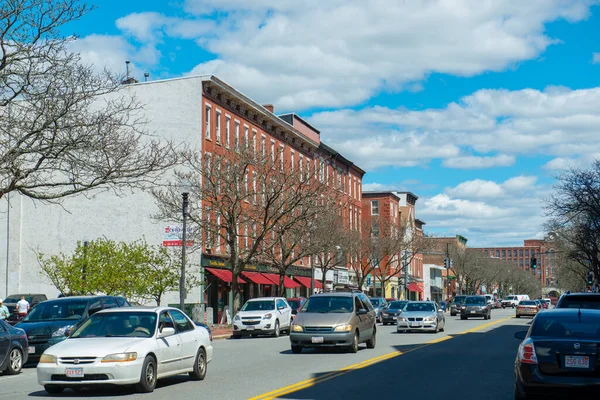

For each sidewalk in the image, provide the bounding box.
[210,324,233,340]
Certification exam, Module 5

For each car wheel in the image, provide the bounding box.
[450,312,456,316]
[6,348,22,375]
[514,381,527,400]
[489,312,492,320]
[348,331,359,353]
[44,385,64,394]
[135,356,157,393]
[440,320,445,332]
[461,315,467,320]
[366,327,376,349]
[516,315,521,318]
[273,321,280,338]
[291,345,302,354]
[232,333,242,339]
[189,347,207,381]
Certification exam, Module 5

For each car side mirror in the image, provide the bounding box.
[158,327,176,338]
[514,331,527,340]
[357,308,368,315]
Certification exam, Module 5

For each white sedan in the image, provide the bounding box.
[37,307,213,394]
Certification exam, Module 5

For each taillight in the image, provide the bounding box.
[518,338,538,365]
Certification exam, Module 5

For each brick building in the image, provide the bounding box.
[423,235,469,300]
[473,239,556,289]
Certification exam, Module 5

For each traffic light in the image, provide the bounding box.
[587,271,594,286]
[530,257,537,269]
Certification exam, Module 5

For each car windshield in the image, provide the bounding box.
[4,296,23,303]
[504,296,516,300]
[287,300,302,309]
[532,316,600,339]
[370,299,381,306]
[389,301,406,309]
[403,303,435,312]
[520,301,537,305]
[558,296,600,310]
[302,296,353,313]
[453,297,466,303]
[241,300,275,311]
[71,312,157,338]
[22,299,87,322]
[465,297,485,305]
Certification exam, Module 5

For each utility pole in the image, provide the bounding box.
[403,251,409,300]
[445,243,451,300]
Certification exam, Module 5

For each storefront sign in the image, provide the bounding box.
[337,270,349,284]
[200,254,312,277]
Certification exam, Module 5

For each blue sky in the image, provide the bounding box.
[66,0,600,246]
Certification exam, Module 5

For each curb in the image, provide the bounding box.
[212,333,232,340]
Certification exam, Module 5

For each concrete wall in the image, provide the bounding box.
[0,77,205,304]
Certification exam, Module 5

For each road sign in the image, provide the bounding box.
[163,225,194,247]
[367,276,371,286]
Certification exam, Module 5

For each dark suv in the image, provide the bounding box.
[15,295,130,363]
[555,292,600,309]
[290,291,377,353]
[450,295,467,316]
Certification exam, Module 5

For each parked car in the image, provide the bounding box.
[0,319,28,375]
[397,301,445,333]
[16,295,130,363]
[555,292,600,309]
[37,307,212,394]
[513,309,600,398]
[286,297,307,320]
[4,294,48,325]
[450,295,467,316]
[369,297,389,323]
[232,297,292,338]
[194,322,212,341]
[542,298,552,309]
[494,299,503,309]
[484,294,494,307]
[290,291,376,354]
[515,300,540,318]
[381,301,409,325]
[460,296,491,320]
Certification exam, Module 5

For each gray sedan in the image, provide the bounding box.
[397,301,445,333]
[0,319,28,374]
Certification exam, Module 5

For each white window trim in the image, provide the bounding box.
[204,104,212,139]
[371,200,379,216]
[215,109,221,144]
[235,120,240,152]
[244,125,249,148]
[225,115,231,148]
[261,134,266,157]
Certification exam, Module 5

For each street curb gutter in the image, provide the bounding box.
[249,317,513,400]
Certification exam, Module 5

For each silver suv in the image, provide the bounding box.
[290,292,377,354]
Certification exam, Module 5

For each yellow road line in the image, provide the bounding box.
[249,317,512,400]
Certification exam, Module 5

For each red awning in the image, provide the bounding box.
[407,283,423,293]
[261,273,281,286]
[205,267,246,283]
[294,276,323,289]
[242,271,273,285]
[283,276,301,289]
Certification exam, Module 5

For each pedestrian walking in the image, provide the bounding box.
[0,299,9,320]
[16,295,30,318]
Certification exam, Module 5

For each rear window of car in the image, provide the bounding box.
[453,296,466,303]
[389,301,406,309]
[520,301,537,305]
[532,317,600,339]
[557,295,600,310]
[465,297,485,305]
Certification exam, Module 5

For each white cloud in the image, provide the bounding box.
[445,176,539,199]
[178,0,596,109]
[68,35,138,76]
[308,86,600,171]
[593,52,600,64]
[443,154,515,169]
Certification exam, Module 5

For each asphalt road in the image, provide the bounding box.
[0,308,531,400]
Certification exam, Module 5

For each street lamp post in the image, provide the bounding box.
[179,179,191,312]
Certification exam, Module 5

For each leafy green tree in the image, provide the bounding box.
[38,239,200,305]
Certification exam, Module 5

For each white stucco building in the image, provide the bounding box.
[0,76,207,303]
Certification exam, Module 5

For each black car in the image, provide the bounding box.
[4,293,48,325]
[460,296,491,320]
[0,319,28,374]
[15,295,130,363]
[514,309,600,398]
[381,300,409,325]
[555,292,600,309]
[450,295,467,316]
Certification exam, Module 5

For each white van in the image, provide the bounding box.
[501,294,530,308]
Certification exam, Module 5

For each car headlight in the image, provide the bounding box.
[101,352,138,363]
[262,313,273,320]
[52,325,73,337]
[461,306,466,310]
[481,306,488,309]
[424,317,436,322]
[333,324,353,332]
[233,315,240,322]
[39,354,57,364]
[398,317,407,322]
[382,312,389,316]
[291,324,303,332]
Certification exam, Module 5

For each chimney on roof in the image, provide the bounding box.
[263,104,274,113]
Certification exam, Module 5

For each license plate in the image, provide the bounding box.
[28,346,35,354]
[311,336,324,343]
[65,368,84,378]
[471,311,476,314]
[565,355,590,368]
[246,326,255,331]
[410,322,421,327]
[392,317,397,320]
